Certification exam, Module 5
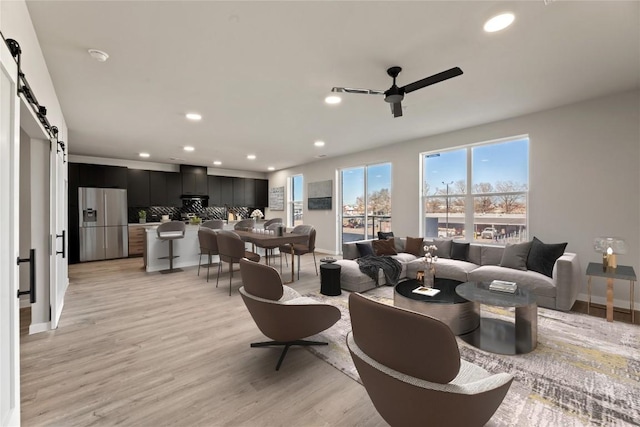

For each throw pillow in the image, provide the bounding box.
[527,237,568,278]
[432,238,452,259]
[378,231,394,240]
[499,241,532,271]
[372,239,397,256]
[405,237,424,256]
[451,241,470,262]
[356,242,374,257]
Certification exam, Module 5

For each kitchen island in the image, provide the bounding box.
[142,221,253,273]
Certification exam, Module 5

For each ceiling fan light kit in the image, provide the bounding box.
[330,65,463,118]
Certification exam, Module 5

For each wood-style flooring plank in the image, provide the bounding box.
[20,255,386,427]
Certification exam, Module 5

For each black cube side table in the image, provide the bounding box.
[320,263,342,296]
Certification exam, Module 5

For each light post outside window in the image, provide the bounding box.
[442,181,453,236]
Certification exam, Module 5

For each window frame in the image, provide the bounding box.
[421,135,529,243]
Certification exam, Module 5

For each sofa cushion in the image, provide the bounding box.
[451,241,470,261]
[468,265,556,298]
[372,239,397,256]
[527,237,568,278]
[405,237,424,256]
[433,238,452,259]
[481,245,504,266]
[468,244,482,265]
[356,242,375,257]
[392,253,418,264]
[336,260,380,289]
[431,258,477,283]
[499,241,532,271]
[378,231,394,240]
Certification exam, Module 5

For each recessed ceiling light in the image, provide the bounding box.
[267,166,275,171]
[314,140,325,147]
[185,113,202,121]
[325,94,341,105]
[213,161,222,166]
[247,154,256,160]
[484,13,515,32]
[139,152,150,158]
[183,146,195,152]
[88,49,109,62]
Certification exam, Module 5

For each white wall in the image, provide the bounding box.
[269,90,640,308]
[2,0,68,332]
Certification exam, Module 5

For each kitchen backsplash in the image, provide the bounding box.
[128,205,255,223]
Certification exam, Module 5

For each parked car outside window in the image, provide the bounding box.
[481,227,498,239]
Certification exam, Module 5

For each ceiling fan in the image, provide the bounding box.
[330,66,463,118]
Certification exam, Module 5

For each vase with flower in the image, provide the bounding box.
[420,244,438,287]
[250,209,264,226]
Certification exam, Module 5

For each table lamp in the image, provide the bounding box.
[593,237,627,271]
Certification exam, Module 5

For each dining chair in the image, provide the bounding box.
[202,219,224,230]
[216,230,260,295]
[279,225,317,279]
[197,227,219,282]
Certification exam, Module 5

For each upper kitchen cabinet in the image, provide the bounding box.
[127,169,150,207]
[255,179,268,207]
[149,171,167,206]
[232,177,246,206]
[166,172,182,207]
[219,176,234,206]
[180,165,207,195]
[78,163,127,189]
[208,175,221,206]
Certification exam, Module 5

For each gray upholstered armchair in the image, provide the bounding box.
[239,258,340,370]
[347,293,513,427]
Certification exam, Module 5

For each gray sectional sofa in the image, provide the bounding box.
[338,237,581,311]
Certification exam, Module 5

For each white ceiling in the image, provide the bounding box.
[26,1,639,172]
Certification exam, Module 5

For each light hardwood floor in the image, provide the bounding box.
[20,254,387,427]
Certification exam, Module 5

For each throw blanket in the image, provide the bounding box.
[356,255,402,286]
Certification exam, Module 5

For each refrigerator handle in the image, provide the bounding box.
[104,192,108,249]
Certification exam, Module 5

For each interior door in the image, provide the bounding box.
[50,141,67,329]
[0,38,22,427]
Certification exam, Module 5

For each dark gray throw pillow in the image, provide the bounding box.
[356,242,375,257]
[432,239,452,259]
[527,237,567,278]
[378,231,394,240]
[499,241,532,271]
[451,241,470,262]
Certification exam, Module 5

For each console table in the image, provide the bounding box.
[586,262,636,323]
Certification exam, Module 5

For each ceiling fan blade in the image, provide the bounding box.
[391,102,403,118]
[401,67,463,94]
[331,87,385,96]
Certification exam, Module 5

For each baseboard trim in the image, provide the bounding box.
[29,321,51,335]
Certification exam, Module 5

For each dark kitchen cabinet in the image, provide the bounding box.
[149,171,167,206]
[208,175,221,206]
[180,165,207,195]
[232,178,246,206]
[127,169,150,207]
[220,177,234,206]
[255,179,268,207]
[244,178,255,206]
[166,172,182,207]
[78,163,126,189]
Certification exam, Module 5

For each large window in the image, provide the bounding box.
[341,163,392,244]
[422,137,529,243]
[289,175,303,227]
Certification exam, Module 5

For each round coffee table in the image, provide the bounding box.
[456,281,537,355]
[394,278,479,335]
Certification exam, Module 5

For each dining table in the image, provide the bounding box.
[233,230,308,283]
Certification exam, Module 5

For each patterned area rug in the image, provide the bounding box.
[303,287,640,427]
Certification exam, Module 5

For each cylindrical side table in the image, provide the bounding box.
[320,263,342,296]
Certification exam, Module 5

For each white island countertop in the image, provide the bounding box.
[143,223,242,272]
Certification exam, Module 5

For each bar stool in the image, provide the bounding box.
[157,221,186,274]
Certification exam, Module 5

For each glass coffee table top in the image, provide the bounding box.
[395,278,466,304]
[456,281,535,308]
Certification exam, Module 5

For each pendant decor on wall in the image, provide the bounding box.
[308,180,332,210]
[269,186,285,211]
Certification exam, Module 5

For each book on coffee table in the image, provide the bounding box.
[489,280,517,293]
[412,286,441,297]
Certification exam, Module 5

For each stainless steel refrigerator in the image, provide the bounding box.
[79,187,129,262]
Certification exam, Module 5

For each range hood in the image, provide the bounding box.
[180,194,209,200]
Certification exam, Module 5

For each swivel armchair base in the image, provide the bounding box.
[250,339,328,371]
